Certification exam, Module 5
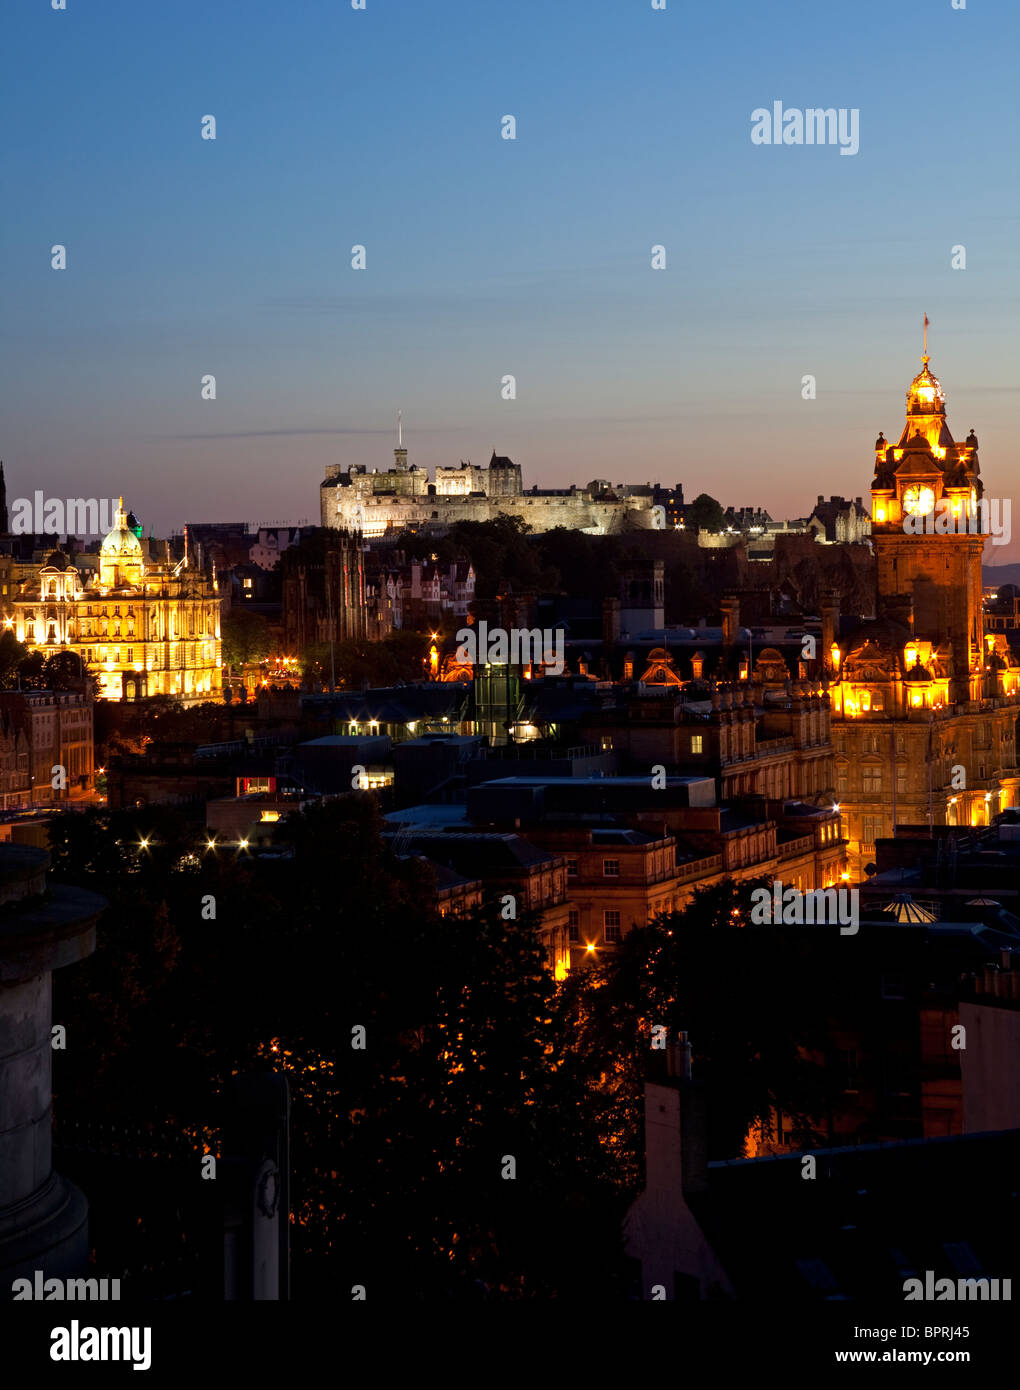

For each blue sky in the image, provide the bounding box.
[2,0,1018,559]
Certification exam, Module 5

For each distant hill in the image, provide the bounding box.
[984,564,1020,589]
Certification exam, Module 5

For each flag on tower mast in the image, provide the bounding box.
[923,313,929,360]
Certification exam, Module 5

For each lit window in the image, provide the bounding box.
[691,734,703,754]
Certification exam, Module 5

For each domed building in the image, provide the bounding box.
[830,350,1020,876]
[98,503,144,590]
[12,500,222,704]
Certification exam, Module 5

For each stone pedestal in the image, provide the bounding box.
[0,846,105,1287]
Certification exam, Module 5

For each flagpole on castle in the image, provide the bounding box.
[923,313,929,362]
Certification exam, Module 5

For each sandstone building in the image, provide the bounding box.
[320,438,660,537]
[830,353,1020,877]
[10,502,222,704]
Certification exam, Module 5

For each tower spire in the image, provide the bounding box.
[394,411,408,471]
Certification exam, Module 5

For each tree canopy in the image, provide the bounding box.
[48,797,626,1297]
[683,492,725,534]
[220,608,272,669]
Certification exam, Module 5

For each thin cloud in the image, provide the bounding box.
[159,425,475,441]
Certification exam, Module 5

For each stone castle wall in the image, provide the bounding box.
[321,485,657,536]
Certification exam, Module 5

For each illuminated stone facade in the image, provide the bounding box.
[831,356,1020,877]
[11,503,222,704]
[321,444,657,537]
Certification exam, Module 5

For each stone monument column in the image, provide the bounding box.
[0,845,105,1286]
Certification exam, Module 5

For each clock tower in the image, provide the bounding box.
[831,342,1020,879]
[869,354,985,703]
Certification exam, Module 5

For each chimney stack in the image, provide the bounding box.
[667,1031,693,1080]
[720,594,740,646]
[602,596,621,646]
[821,590,840,674]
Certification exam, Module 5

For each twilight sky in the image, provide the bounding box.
[2,0,1018,561]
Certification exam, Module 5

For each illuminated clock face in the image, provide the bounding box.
[903,485,935,516]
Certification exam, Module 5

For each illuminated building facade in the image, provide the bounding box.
[831,354,1020,876]
[321,436,657,537]
[11,503,222,704]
